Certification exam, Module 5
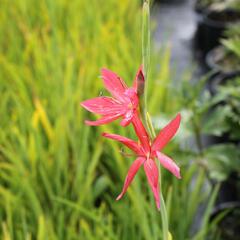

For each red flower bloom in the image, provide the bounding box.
[81,66,144,126]
[102,113,181,209]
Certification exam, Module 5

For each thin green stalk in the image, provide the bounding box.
[142,0,150,88]
[147,114,169,240]
[192,116,203,156]
[141,2,169,240]
[140,0,150,131]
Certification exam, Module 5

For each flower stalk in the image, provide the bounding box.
[141,2,169,240]
[140,0,151,132]
[146,110,169,240]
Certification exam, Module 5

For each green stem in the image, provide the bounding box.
[142,0,150,91]
[147,114,169,240]
[160,193,169,240]
[140,0,150,132]
[192,116,203,156]
[141,2,169,240]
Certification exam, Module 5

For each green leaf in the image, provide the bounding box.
[204,144,240,181]
[202,105,231,136]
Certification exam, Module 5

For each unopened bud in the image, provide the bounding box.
[135,65,145,96]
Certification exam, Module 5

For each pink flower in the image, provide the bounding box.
[102,113,181,209]
[81,66,144,126]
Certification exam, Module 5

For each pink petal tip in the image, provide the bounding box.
[116,194,122,201]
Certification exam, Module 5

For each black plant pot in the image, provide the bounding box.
[194,9,240,58]
[217,172,240,205]
[210,201,240,240]
[210,172,240,238]
[203,133,239,148]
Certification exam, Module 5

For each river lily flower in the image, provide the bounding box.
[81,66,144,126]
[102,113,181,209]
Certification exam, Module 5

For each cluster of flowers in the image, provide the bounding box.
[81,66,181,209]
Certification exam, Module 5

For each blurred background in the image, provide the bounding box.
[0,0,239,239]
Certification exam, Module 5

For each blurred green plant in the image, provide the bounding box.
[195,0,240,11]
[0,0,224,239]
[205,77,240,140]
[209,24,240,73]
[178,74,240,182]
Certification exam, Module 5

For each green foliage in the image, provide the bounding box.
[204,144,240,181]
[206,77,240,140]
[196,0,240,11]
[175,72,240,184]
[217,24,240,71]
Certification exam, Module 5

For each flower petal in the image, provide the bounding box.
[120,110,134,127]
[156,151,181,179]
[101,68,127,101]
[131,115,150,153]
[85,113,122,126]
[116,157,145,200]
[152,113,181,152]
[81,97,123,115]
[102,133,142,154]
[144,159,160,209]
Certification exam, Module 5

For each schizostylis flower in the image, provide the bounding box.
[81,66,144,126]
[103,113,181,209]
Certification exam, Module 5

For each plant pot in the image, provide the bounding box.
[203,133,239,147]
[210,201,240,239]
[194,9,240,57]
[210,171,240,238]
[217,172,240,204]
